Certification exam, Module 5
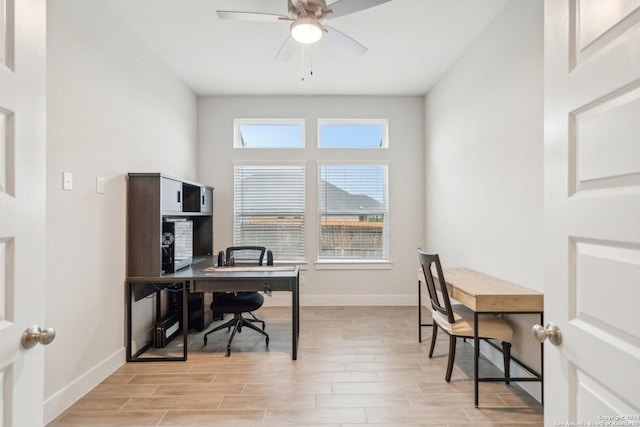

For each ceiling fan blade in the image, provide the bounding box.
[324,0,392,19]
[216,10,289,22]
[324,25,367,56]
[275,36,298,61]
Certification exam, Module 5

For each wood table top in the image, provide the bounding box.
[434,268,543,313]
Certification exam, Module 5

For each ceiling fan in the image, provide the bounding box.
[217,0,392,61]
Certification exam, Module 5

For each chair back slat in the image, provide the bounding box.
[417,249,455,324]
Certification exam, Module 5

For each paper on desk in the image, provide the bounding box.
[201,266,296,273]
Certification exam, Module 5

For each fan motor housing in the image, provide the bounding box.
[290,0,328,19]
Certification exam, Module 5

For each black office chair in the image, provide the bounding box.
[203,246,271,356]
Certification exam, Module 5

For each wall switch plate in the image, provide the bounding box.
[63,172,73,191]
[96,176,105,194]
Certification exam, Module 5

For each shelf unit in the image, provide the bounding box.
[126,173,214,278]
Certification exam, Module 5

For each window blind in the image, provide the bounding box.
[317,164,389,261]
[234,165,305,261]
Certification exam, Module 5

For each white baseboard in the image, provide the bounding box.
[44,348,126,425]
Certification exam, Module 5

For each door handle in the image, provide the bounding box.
[532,322,562,346]
[21,325,56,349]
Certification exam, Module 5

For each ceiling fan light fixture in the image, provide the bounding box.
[290,17,323,44]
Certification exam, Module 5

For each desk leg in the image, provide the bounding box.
[418,279,422,343]
[540,311,544,406]
[126,282,133,361]
[155,289,162,322]
[417,279,432,343]
[182,281,189,361]
[127,281,187,362]
[292,273,299,360]
[474,312,480,408]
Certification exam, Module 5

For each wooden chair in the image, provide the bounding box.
[417,249,513,382]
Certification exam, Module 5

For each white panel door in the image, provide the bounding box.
[0,0,48,426]
[544,0,640,423]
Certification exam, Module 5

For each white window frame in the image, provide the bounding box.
[317,118,389,149]
[316,160,390,266]
[233,161,306,263]
[234,118,305,149]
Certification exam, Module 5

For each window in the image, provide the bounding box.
[317,164,389,261]
[235,119,304,148]
[318,119,388,148]
[234,164,305,261]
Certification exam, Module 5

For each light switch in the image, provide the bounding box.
[63,172,73,191]
[96,176,105,194]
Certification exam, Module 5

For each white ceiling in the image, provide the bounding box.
[99,0,510,96]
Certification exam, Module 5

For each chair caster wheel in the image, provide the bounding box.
[266,337,269,346]
[225,346,231,357]
[203,336,208,345]
[262,324,266,331]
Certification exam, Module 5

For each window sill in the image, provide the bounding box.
[314,261,392,270]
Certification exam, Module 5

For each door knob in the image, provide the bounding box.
[532,322,562,345]
[21,325,56,349]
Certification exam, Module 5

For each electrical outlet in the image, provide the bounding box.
[63,172,73,191]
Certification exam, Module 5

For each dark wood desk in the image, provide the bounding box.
[419,267,544,407]
[126,257,300,362]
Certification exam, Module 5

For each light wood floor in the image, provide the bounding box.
[48,306,543,426]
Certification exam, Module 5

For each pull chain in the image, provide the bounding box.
[300,47,315,81]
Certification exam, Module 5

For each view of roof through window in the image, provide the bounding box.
[319,165,386,203]
[318,164,389,261]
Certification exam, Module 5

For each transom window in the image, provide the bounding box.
[318,119,388,148]
[234,119,304,148]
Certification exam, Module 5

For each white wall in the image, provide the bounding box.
[198,96,425,305]
[45,1,197,422]
[424,0,544,399]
